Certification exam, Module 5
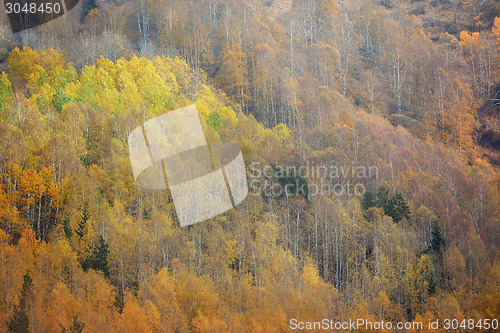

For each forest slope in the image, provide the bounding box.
[0,0,499,331]
[0,47,498,332]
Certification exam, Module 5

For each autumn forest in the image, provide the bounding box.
[0,0,499,332]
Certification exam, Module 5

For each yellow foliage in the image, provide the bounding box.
[121,295,150,333]
[0,184,24,236]
[274,123,291,143]
[19,227,40,255]
[45,282,81,331]
[493,17,500,46]
[339,111,354,128]
[301,260,322,291]
[8,46,69,82]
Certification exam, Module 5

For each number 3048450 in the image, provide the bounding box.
[443,319,498,330]
[5,2,61,14]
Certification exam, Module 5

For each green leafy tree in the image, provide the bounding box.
[207,111,224,130]
[0,73,13,111]
[52,88,72,113]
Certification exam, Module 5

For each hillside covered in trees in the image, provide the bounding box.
[0,0,499,332]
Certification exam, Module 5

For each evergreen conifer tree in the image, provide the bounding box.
[76,203,90,239]
[376,186,390,209]
[385,191,411,223]
[430,220,447,253]
[82,235,110,277]
[362,191,376,211]
[63,216,73,239]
